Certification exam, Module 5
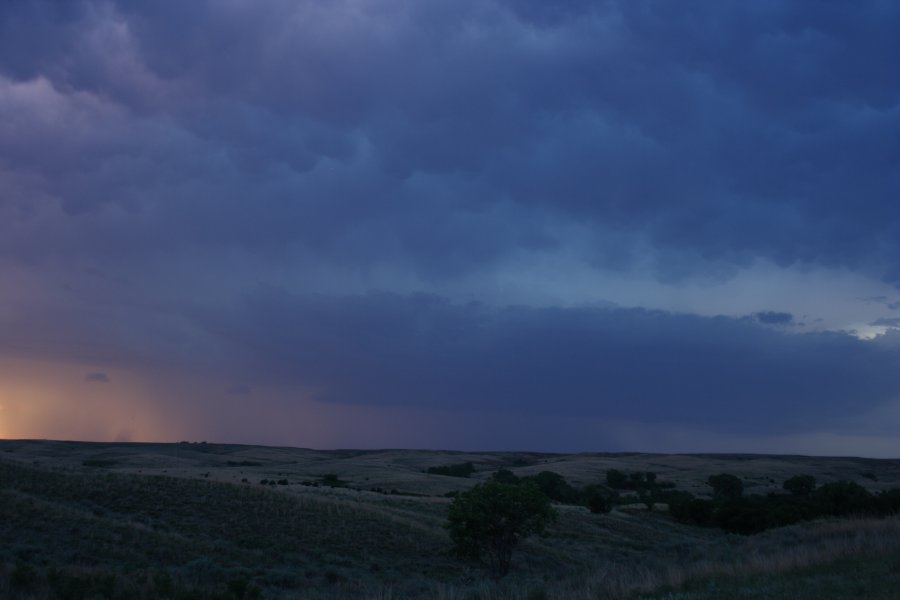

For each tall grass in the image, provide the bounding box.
[2,455,898,600]
[470,516,900,600]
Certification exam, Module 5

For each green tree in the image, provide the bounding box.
[446,481,557,578]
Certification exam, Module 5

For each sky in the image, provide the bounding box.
[1,0,899,456]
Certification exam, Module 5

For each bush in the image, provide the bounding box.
[427,462,475,478]
[491,469,520,484]
[708,473,743,499]
[520,471,579,504]
[582,485,615,514]
[605,469,664,491]
[669,478,899,535]
[875,488,900,514]
[638,489,656,511]
[816,481,872,516]
[10,563,38,590]
[588,494,613,514]
[319,474,347,487]
[783,475,816,496]
[669,495,714,526]
[446,481,557,578]
[606,469,628,489]
[713,500,772,535]
[82,459,116,468]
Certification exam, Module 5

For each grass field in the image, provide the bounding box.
[2,440,899,599]
[634,546,900,599]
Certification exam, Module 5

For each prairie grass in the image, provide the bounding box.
[2,443,899,599]
[0,458,457,598]
[553,516,900,599]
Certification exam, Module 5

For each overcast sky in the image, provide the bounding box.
[1,0,899,456]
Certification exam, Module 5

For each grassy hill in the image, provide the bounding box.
[1,440,899,599]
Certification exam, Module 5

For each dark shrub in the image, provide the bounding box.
[428,462,475,478]
[875,488,900,514]
[491,469,520,484]
[783,475,816,496]
[816,481,873,516]
[670,496,714,526]
[766,496,819,527]
[606,469,628,489]
[521,471,579,504]
[228,577,261,599]
[713,500,772,535]
[82,459,116,468]
[588,494,612,514]
[10,563,38,590]
[582,485,614,514]
[638,489,657,511]
[708,473,743,499]
[320,474,347,487]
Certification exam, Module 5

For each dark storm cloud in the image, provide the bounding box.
[755,311,794,325]
[0,0,898,282]
[191,290,900,433]
[2,1,899,450]
[871,317,900,328]
[862,297,900,311]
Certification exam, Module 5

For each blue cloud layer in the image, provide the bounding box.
[191,290,900,433]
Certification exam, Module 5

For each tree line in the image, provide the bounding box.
[669,473,900,535]
[446,467,900,577]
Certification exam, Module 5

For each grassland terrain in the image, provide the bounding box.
[1,439,899,599]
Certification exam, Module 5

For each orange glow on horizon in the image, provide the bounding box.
[0,356,335,447]
[0,357,179,443]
